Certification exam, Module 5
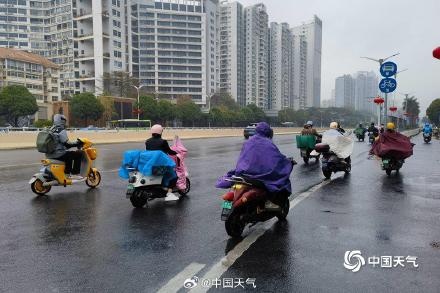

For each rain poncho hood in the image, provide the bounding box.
[321,129,354,159]
[119,150,176,181]
[370,131,414,160]
[53,114,66,129]
[216,122,293,193]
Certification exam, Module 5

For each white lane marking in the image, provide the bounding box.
[190,179,332,293]
[156,262,205,293]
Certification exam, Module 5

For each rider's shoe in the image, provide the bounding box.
[68,174,83,180]
[264,200,281,211]
[165,192,180,201]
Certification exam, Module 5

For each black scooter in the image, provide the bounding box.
[315,143,351,179]
[382,158,404,176]
[423,132,432,143]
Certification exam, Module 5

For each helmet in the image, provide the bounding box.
[386,122,395,130]
[53,114,67,128]
[371,122,375,126]
[306,120,313,126]
[151,124,163,135]
[330,122,338,129]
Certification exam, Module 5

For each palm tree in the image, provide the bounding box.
[403,96,420,127]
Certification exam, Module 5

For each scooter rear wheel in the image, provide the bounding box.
[225,210,246,238]
[386,169,392,176]
[31,179,51,195]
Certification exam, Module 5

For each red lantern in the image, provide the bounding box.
[389,106,397,112]
[373,96,384,104]
[433,47,440,60]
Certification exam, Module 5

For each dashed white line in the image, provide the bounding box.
[156,262,205,293]
[189,179,332,293]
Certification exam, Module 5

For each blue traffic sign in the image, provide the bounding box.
[379,78,397,93]
[380,61,397,77]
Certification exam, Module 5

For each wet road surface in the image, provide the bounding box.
[0,133,439,292]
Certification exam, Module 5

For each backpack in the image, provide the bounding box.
[36,127,58,154]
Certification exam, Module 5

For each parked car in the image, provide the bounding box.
[243,123,258,139]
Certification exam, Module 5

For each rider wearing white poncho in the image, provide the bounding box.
[321,122,354,160]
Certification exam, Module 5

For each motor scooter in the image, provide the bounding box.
[29,138,101,195]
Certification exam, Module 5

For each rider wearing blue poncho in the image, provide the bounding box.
[423,123,433,135]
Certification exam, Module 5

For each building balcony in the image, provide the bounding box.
[75,54,95,61]
[73,11,93,20]
[74,32,94,41]
[74,73,95,81]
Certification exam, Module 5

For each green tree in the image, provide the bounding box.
[0,85,38,126]
[33,119,53,128]
[70,92,104,126]
[241,104,266,124]
[403,96,420,127]
[137,95,158,122]
[176,96,201,126]
[156,99,176,125]
[426,98,440,125]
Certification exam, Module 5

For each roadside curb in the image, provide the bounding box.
[0,131,301,151]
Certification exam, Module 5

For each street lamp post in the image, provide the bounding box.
[361,52,400,123]
[132,85,146,121]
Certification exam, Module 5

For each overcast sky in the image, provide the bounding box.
[239,0,440,114]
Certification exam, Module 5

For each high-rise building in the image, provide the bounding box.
[291,15,322,109]
[0,0,129,98]
[131,0,218,105]
[335,74,355,109]
[218,0,245,106]
[244,3,268,109]
[354,71,378,114]
[268,22,293,111]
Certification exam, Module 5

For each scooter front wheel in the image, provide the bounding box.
[322,168,332,179]
[277,198,290,221]
[31,179,51,195]
[130,189,148,208]
[225,210,246,238]
[86,171,101,188]
[178,178,191,196]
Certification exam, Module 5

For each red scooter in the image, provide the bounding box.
[220,176,291,238]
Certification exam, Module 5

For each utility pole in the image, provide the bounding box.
[132,85,145,121]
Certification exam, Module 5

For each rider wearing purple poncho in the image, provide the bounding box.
[216,122,293,197]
